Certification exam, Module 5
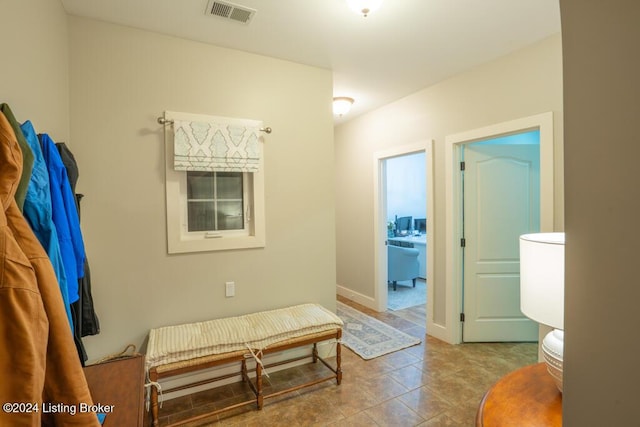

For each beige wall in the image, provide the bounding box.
[561,1,640,424]
[0,0,69,139]
[335,34,564,328]
[67,17,336,359]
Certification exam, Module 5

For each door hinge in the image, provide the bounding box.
[460,238,466,247]
[460,161,466,171]
[460,313,465,322]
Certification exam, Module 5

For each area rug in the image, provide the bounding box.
[337,302,421,360]
[387,279,427,311]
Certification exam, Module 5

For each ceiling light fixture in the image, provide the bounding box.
[333,97,355,116]
[346,0,383,17]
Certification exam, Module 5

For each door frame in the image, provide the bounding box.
[373,140,434,322]
[443,112,554,344]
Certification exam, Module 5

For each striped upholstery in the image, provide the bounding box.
[146,304,343,370]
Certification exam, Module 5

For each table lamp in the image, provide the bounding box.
[519,232,565,392]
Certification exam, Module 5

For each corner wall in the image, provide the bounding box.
[68,17,336,359]
[561,1,640,424]
[0,0,69,139]
[335,34,564,334]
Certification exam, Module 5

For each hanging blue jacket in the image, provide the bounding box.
[40,133,85,304]
[20,121,73,329]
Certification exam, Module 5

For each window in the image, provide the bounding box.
[187,172,246,233]
[166,166,265,253]
[164,111,265,253]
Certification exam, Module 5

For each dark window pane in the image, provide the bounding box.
[217,172,243,199]
[216,201,243,230]
[187,201,215,231]
[187,172,215,199]
[186,172,245,232]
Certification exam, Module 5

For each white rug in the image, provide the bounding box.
[387,279,427,311]
[337,302,421,360]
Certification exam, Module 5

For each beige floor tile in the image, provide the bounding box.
[363,398,424,426]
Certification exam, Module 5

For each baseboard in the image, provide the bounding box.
[427,319,455,344]
[336,284,377,311]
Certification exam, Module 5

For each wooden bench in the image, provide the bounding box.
[146,304,343,427]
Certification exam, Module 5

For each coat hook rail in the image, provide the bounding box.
[157,117,272,134]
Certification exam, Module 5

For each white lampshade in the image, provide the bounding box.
[333,97,354,116]
[519,232,565,329]
[346,0,383,17]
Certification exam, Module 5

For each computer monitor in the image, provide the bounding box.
[414,218,426,234]
[395,216,412,234]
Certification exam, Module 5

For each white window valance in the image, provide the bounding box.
[167,111,262,173]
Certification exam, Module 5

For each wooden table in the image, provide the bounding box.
[476,363,562,426]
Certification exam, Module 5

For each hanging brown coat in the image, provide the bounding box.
[0,111,99,426]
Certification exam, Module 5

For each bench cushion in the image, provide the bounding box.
[146,304,343,370]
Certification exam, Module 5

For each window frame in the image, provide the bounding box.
[165,115,265,254]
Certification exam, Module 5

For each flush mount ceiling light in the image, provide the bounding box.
[333,97,355,116]
[346,0,384,17]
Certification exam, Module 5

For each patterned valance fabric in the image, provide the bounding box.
[171,114,262,173]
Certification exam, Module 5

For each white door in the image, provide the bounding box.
[462,141,540,342]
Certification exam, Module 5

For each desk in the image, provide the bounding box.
[476,363,562,427]
[388,235,426,279]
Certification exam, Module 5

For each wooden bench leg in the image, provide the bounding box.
[149,369,160,427]
[256,356,264,410]
[336,334,343,385]
[241,359,247,382]
[312,343,318,363]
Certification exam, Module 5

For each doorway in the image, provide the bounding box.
[385,152,427,311]
[373,141,434,320]
[443,112,554,344]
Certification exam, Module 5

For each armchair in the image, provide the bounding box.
[387,245,420,291]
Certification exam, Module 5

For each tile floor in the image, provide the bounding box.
[145,296,537,426]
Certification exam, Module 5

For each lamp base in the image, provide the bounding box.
[541,329,564,393]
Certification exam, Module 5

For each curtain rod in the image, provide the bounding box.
[157,117,272,134]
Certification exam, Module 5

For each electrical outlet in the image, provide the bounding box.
[225,281,235,297]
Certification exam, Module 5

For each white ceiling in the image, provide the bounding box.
[60,0,561,124]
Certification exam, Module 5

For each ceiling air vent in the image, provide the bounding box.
[205,0,256,25]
